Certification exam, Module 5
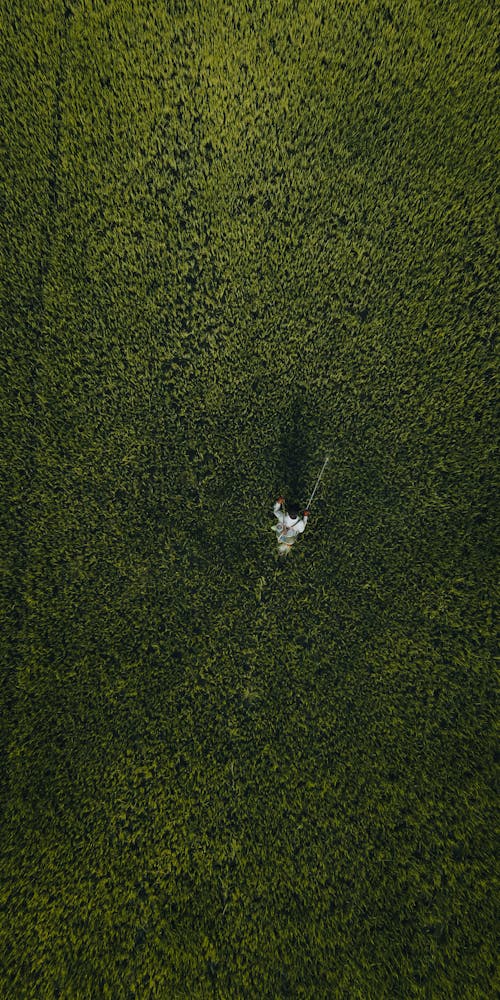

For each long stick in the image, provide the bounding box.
[305,455,330,510]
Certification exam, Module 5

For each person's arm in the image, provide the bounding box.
[273,497,285,521]
[295,511,309,534]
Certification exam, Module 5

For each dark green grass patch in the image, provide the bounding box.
[1,1,497,997]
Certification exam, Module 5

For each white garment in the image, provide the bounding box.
[273,500,308,539]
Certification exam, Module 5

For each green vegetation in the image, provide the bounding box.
[1,1,496,997]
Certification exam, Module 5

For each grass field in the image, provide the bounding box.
[1,1,497,997]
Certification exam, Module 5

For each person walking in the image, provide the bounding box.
[272,497,309,556]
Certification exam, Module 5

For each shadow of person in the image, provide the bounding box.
[276,389,314,507]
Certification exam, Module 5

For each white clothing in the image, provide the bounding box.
[273,500,308,539]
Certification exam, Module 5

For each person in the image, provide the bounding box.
[272,496,309,556]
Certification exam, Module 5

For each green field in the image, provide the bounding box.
[1,1,497,997]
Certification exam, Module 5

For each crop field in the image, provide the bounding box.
[1,0,497,997]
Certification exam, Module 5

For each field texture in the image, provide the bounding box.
[1,1,497,997]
